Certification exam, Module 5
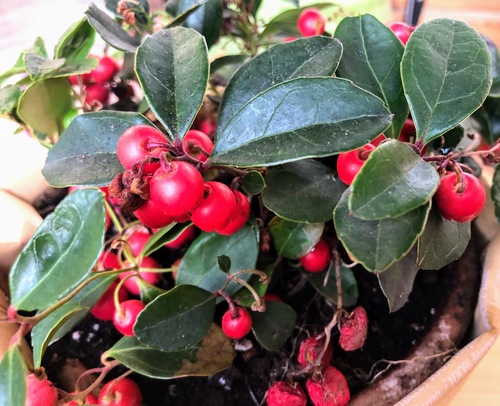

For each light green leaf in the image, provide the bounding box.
[0,346,27,406]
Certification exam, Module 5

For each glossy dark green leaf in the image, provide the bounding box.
[105,324,234,378]
[308,265,358,307]
[417,205,471,270]
[141,223,190,257]
[166,0,222,48]
[334,189,430,272]
[401,18,492,144]
[85,3,141,53]
[217,36,343,134]
[0,345,26,406]
[210,55,250,76]
[377,247,419,312]
[335,14,407,139]
[139,282,168,303]
[0,85,21,116]
[17,78,73,140]
[268,217,324,259]
[24,53,98,81]
[176,225,259,295]
[251,301,296,351]
[9,189,105,311]
[135,285,215,351]
[43,111,153,187]
[135,27,208,140]
[492,165,500,223]
[166,0,209,28]
[217,255,231,273]
[55,18,96,61]
[262,159,346,222]
[242,171,265,195]
[350,140,439,220]
[213,77,391,167]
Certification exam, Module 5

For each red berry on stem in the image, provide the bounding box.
[266,381,307,406]
[182,129,214,162]
[336,143,375,186]
[297,8,326,37]
[26,374,58,406]
[133,198,174,229]
[119,256,161,296]
[215,190,251,236]
[198,119,216,136]
[305,366,350,406]
[113,299,145,336]
[127,229,151,256]
[371,134,386,146]
[339,306,368,351]
[98,378,142,406]
[434,172,486,222]
[97,251,121,271]
[221,306,252,339]
[389,21,413,45]
[299,239,331,273]
[297,335,333,369]
[149,161,205,217]
[91,280,128,321]
[90,56,120,84]
[84,83,109,105]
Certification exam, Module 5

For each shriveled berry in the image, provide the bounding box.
[266,381,307,406]
[221,306,252,339]
[297,335,333,369]
[26,373,58,406]
[339,306,368,351]
[305,366,350,406]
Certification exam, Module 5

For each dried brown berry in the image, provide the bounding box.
[339,306,368,352]
[305,366,350,406]
[266,381,307,406]
[297,335,333,369]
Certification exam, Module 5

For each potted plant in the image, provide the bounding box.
[0,0,499,405]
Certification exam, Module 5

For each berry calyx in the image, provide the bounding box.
[113,299,145,336]
[266,381,307,406]
[221,306,252,339]
[214,190,251,236]
[98,378,142,406]
[297,8,326,37]
[336,143,376,185]
[182,129,214,162]
[434,172,486,222]
[305,366,350,406]
[91,281,128,321]
[297,335,333,369]
[339,306,368,352]
[389,21,413,45]
[26,373,58,406]
[299,239,331,273]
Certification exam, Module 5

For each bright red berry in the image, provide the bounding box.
[98,378,142,406]
[26,374,58,406]
[133,198,174,229]
[84,83,109,105]
[198,119,216,136]
[90,56,120,84]
[215,190,251,236]
[113,299,145,336]
[119,256,161,296]
[299,239,331,273]
[434,172,486,222]
[297,335,333,369]
[266,381,307,406]
[97,251,121,271]
[164,225,196,249]
[389,21,413,45]
[64,391,98,405]
[305,366,350,406]
[149,161,205,217]
[116,125,168,174]
[336,143,375,185]
[297,8,326,37]
[127,229,151,256]
[339,306,368,352]
[182,129,214,162]
[371,134,386,146]
[221,306,252,339]
[91,280,128,321]
[190,181,237,232]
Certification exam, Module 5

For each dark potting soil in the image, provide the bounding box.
[40,240,481,406]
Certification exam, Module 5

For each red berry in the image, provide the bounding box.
[113,299,145,336]
[297,335,333,369]
[164,225,196,249]
[434,172,486,222]
[221,306,252,339]
[214,190,251,236]
[297,8,326,37]
[339,306,368,352]
[299,240,331,273]
[284,36,298,42]
[64,391,98,405]
[149,161,205,217]
[90,56,120,84]
[371,134,386,146]
[91,280,128,321]
[98,378,142,406]
[182,129,214,162]
[85,83,109,105]
[97,251,121,271]
[266,381,307,406]
[127,229,151,257]
[389,21,413,45]
[26,374,58,406]
[190,181,237,232]
[305,366,350,406]
[116,125,168,174]
[336,143,375,185]
[133,198,174,229]
[119,256,161,296]
[198,119,216,136]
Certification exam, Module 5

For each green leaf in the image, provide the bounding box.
[210,54,250,76]
[234,264,273,307]
[43,111,153,187]
[349,140,439,220]
[0,37,46,84]
[334,189,430,272]
[217,36,343,134]
[9,189,105,311]
[0,85,22,116]
[166,0,209,28]
[17,78,73,141]
[105,324,234,378]
[335,14,407,139]
[490,77,500,98]
[166,0,223,48]
[0,346,26,406]
[142,223,191,257]
[417,205,471,270]
[262,159,346,222]
[55,18,96,62]
[177,225,259,296]
[308,265,358,307]
[251,301,296,351]
[135,27,208,140]
[377,248,419,312]
[494,165,500,223]
[135,285,216,351]
[217,255,231,273]
[268,217,324,259]
[212,77,392,167]
[242,171,265,195]
[85,3,141,53]
[24,53,98,81]
[401,18,492,144]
